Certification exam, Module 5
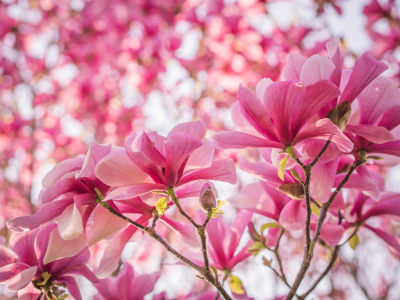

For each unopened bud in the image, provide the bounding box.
[278,183,305,200]
[199,183,217,212]
[327,101,351,131]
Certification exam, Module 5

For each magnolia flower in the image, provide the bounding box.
[94,262,160,300]
[0,224,98,300]
[95,121,237,200]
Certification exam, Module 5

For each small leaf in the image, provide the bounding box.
[278,156,289,181]
[211,266,218,278]
[247,242,265,256]
[285,146,295,158]
[211,209,224,218]
[217,200,227,208]
[366,156,383,160]
[311,203,320,218]
[155,197,168,216]
[58,295,68,300]
[349,234,360,250]
[229,276,245,295]
[196,275,205,280]
[290,169,302,182]
[37,272,51,286]
[262,257,272,267]
[260,222,279,233]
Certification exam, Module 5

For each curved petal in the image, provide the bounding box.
[378,106,400,131]
[313,223,344,246]
[40,178,89,204]
[168,120,207,140]
[280,200,305,231]
[237,84,277,140]
[8,266,37,292]
[345,124,395,144]
[78,144,112,180]
[88,206,128,247]
[177,159,237,186]
[326,40,342,87]
[292,118,353,152]
[7,198,73,232]
[284,53,306,82]
[164,132,203,186]
[364,225,400,254]
[302,139,343,164]
[299,54,336,86]
[0,246,19,267]
[17,283,41,300]
[0,263,31,283]
[140,132,166,167]
[310,158,340,203]
[264,81,304,144]
[362,193,400,221]
[358,77,400,125]
[212,131,284,150]
[160,216,201,248]
[367,140,400,157]
[175,180,218,199]
[256,78,273,99]
[131,272,161,299]
[42,157,85,189]
[57,276,82,300]
[231,102,264,138]
[58,204,83,240]
[9,228,39,267]
[339,52,388,104]
[104,184,168,201]
[185,138,214,171]
[95,149,152,187]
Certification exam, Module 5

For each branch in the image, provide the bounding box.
[168,187,200,228]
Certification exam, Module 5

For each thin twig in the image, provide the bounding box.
[168,187,200,228]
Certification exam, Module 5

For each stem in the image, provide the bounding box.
[310,141,331,167]
[168,187,200,228]
[214,272,229,300]
[285,155,364,300]
[36,292,44,300]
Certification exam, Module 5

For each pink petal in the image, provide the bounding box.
[358,77,400,125]
[96,218,146,279]
[43,226,86,264]
[226,242,252,271]
[0,263,31,283]
[291,80,341,136]
[17,283,41,300]
[42,157,84,189]
[0,246,18,267]
[362,193,400,221]
[231,102,264,138]
[177,159,237,186]
[364,225,400,254]
[345,124,395,144]
[334,173,376,192]
[78,144,112,180]
[367,140,400,157]
[238,155,294,186]
[326,40,342,87]
[140,132,167,167]
[58,204,83,240]
[280,200,305,231]
[104,183,168,201]
[95,148,152,187]
[164,132,203,186]
[312,223,344,246]
[284,53,306,82]
[212,131,284,150]
[256,78,273,99]
[62,265,99,284]
[57,276,82,300]
[49,247,91,279]
[299,54,336,86]
[206,218,228,268]
[168,120,207,140]
[175,180,218,199]
[264,81,304,144]
[339,53,388,104]
[185,138,214,171]
[8,266,37,292]
[10,229,39,267]
[88,206,127,247]
[292,118,353,152]
[7,198,73,232]
[310,158,340,203]
[160,216,201,248]
[40,178,89,204]
[302,139,343,164]
[266,227,281,248]
[378,106,400,131]
[125,132,164,183]
[131,271,161,299]
[237,84,277,140]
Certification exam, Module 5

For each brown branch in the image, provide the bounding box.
[168,187,200,228]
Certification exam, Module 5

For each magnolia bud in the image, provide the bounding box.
[327,101,351,131]
[278,183,305,200]
[199,183,217,212]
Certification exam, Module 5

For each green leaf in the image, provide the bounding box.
[278,156,289,181]
[366,156,383,160]
[155,197,168,216]
[211,200,227,218]
[211,266,218,278]
[290,169,302,182]
[260,222,279,233]
[58,295,68,300]
[229,276,245,295]
[311,203,320,218]
[196,275,205,280]
[37,272,51,286]
[247,241,265,256]
[349,234,360,250]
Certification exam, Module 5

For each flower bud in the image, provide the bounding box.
[199,183,217,212]
[278,183,305,200]
[327,101,351,131]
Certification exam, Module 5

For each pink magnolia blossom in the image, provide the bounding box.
[0,224,99,300]
[95,121,237,200]
[94,262,160,300]
[343,192,400,255]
